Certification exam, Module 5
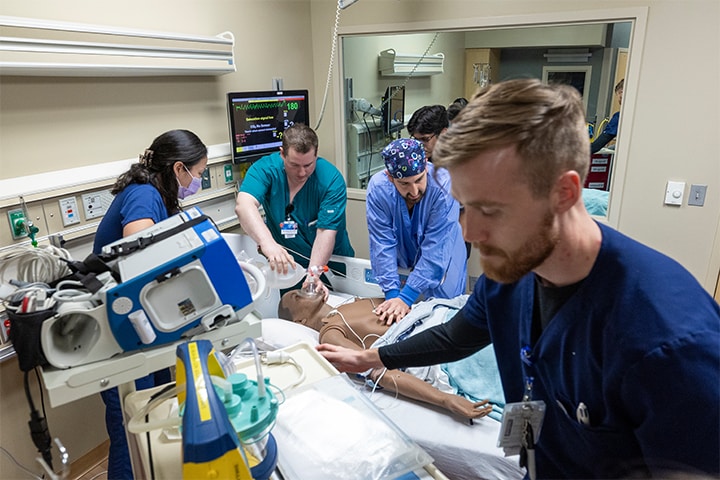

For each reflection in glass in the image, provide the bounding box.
[340,21,632,217]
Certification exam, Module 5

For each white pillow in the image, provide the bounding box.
[261,317,319,349]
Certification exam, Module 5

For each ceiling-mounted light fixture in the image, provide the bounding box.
[543,48,592,63]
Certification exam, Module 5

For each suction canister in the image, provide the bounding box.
[176,340,254,479]
[176,339,279,480]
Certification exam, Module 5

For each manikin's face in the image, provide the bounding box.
[449,145,559,283]
[278,290,327,331]
[281,147,317,186]
[389,170,428,207]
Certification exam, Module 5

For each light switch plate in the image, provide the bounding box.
[688,184,707,207]
[664,181,685,206]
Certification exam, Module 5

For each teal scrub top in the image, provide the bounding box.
[239,151,354,266]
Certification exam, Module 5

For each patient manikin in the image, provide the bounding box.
[278,290,493,420]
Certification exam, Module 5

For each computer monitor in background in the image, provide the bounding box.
[227,90,310,164]
[381,85,405,137]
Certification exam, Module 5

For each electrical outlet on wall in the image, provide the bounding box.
[59,196,81,226]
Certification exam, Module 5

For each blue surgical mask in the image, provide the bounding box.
[177,165,202,199]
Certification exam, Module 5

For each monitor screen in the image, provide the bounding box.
[227,90,310,163]
[381,85,405,136]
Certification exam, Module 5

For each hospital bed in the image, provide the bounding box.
[226,233,523,480]
[261,316,522,480]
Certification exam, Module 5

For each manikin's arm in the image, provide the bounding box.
[370,368,492,420]
[234,192,295,272]
[319,321,492,420]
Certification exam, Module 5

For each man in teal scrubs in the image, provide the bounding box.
[235,123,354,293]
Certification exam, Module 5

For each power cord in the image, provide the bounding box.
[0,446,44,480]
[24,369,53,472]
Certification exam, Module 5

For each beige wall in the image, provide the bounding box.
[0,0,318,179]
[309,0,720,292]
[1,0,719,475]
[0,0,318,475]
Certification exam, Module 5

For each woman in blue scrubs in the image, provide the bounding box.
[93,129,208,479]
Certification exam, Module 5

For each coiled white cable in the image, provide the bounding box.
[0,245,72,285]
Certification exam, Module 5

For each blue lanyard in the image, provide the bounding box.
[520,344,534,402]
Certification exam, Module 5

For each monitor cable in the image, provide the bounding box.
[24,368,53,472]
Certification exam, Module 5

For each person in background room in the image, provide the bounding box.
[447,97,472,259]
[365,138,467,325]
[447,97,469,123]
[591,78,624,154]
[234,124,354,297]
[93,129,208,479]
[406,105,448,162]
[318,79,720,479]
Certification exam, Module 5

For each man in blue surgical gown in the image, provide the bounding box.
[366,138,467,324]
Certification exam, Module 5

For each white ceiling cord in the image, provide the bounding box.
[313,0,344,131]
[315,0,438,130]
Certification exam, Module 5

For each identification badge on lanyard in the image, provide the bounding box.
[280,203,298,239]
[497,399,545,455]
[496,346,546,480]
[280,219,298,238]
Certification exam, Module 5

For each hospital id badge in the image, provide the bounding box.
[280,220,298,239]
[497,400,545,456]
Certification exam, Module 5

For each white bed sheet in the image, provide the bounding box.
[259,317,523,480]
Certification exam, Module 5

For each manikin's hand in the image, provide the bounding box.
[259,241,296,274]
[444,396,494,420]
[373,298,411,325]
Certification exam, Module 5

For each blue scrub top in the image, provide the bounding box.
[93,183,168,254]
[366,163,467,304]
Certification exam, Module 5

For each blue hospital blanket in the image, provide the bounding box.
[582,188,609,216]
[442,345,505,421]
[372,296,505,421]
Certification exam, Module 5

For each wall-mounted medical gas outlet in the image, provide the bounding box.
[224,164,234,184]
[201,168,212,190]
[664,181,685,206]
[8,208,28,239]
[82,189,114,220]
[59,196,81,227]
[688,184,707,207]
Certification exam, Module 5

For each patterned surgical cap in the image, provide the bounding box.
[382,138,426,178]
